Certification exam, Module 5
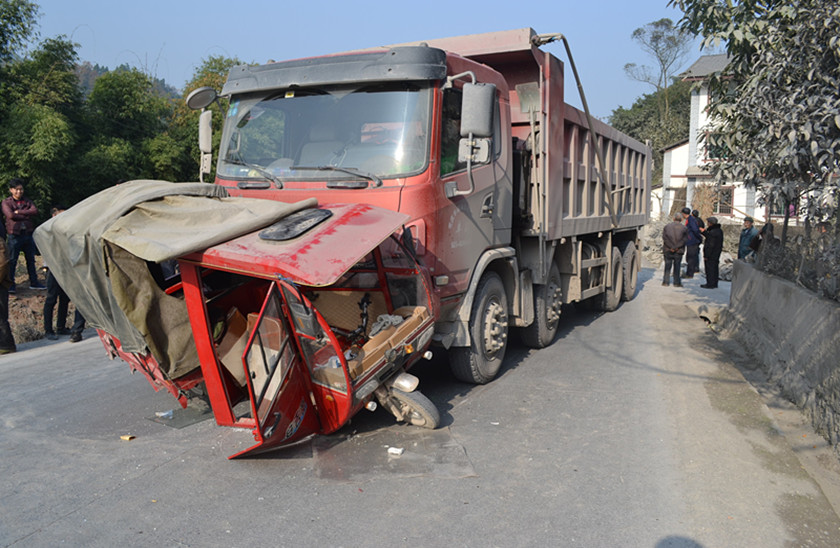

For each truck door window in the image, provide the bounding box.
[440,88,465,176]
[440,88,500,177]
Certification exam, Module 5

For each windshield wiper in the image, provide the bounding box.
[225,157,284,189]
[292,165,382,188]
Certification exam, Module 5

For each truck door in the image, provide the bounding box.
[229,283,320,458]
[437,86,504,293]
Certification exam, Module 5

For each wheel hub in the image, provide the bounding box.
[547,283,562,323]
[482,300,508,356]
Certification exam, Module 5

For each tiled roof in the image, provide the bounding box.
[681,54,730,80]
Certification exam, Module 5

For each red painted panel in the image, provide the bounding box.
[182,203,408,287]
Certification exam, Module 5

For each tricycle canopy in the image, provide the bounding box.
[34,180,318,378]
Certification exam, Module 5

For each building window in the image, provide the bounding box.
[705,133,729,160]
[713,186,733,215]
[768,197,798,218]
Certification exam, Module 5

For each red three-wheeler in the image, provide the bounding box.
[35,181,439,458]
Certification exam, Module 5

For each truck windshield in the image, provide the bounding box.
[218,82,432,184]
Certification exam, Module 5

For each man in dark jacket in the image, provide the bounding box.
[0,228,16,353]
[663,212,688,287]
[1,178,44,292]
[738,216,759,260]
[701,217,724,289]
[681,207,702,278]
[692,209,705,230]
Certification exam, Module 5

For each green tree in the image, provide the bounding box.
[0,35,81,213]
[610,79,692,184]
[670,0,840,240]
[74,61,109,96]
[169,55,242,181]
[86,68,169,142]
[0,0,38,63]
[624,18,694,121]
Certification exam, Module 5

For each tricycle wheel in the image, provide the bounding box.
[390,389,440,429]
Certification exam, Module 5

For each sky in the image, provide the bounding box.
[33,0,700,120]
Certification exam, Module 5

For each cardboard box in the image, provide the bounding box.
[216,308,248,386]
[357,325,396,377]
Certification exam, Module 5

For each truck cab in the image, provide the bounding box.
[202,45,513,333]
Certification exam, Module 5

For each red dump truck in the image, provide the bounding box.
[190,27,651,376]
[37,28,650,458]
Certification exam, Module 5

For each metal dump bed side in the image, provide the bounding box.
[413,28,651,240]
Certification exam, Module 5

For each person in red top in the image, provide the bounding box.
[1,178,45,292]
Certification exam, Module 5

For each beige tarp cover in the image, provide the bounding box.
[34,180,316,378]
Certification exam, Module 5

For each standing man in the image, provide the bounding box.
[0,218,17,354]
[2,178,45,292]
[662,212,688,287]
[43,206,71,340]
[738,216,759,260]
[692,209,705,231]
[681,207,702,279]
[701,217,723,289]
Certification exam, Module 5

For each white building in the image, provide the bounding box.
[660,54,798,225]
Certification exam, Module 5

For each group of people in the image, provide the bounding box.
[662,207,724,289]
[0,178,85,355]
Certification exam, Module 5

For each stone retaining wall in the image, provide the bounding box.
[721,261,840,454]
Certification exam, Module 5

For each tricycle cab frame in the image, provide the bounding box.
[177,204,436,457]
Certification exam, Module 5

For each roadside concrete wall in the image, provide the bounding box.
[721,261,840,453]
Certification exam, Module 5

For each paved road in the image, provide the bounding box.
[2,266,839,547]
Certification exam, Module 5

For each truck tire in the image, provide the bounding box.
[620,241,638,301]
[519,262,561,349]
[603,246,624,312]
[449,272,508,384]
[581,246,623,312]
[390,389,440,429]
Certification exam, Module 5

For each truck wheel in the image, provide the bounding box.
[519,263,561,348]
[450,272,508,384]
[620,242,638,301]
[603,246,624,312]
[390,389,440,429]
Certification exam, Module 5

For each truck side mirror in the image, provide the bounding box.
[198,110,213,182]
[460,83,495,138]
[445,82,496,199]
[199,110,212,154]
[457,138,490,164]
[186,86,218,110]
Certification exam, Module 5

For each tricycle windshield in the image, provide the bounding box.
[244,287,296,425]
[218,82,432,183]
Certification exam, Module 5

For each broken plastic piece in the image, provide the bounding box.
[155,410,174,419]
[259,208,333,241]
[369,314,404,336]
